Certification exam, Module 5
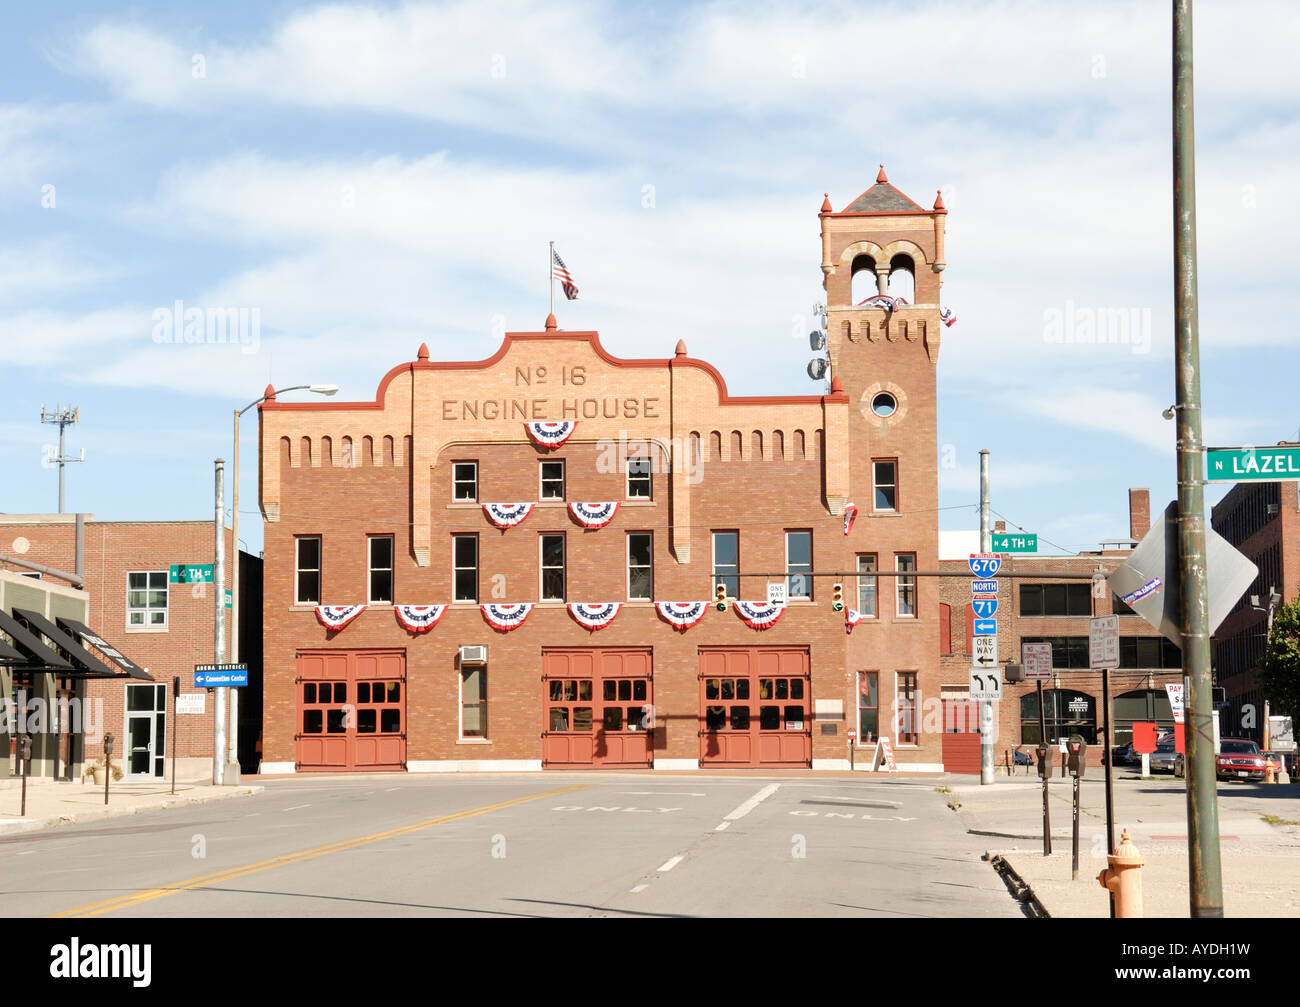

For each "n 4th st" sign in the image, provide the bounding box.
[1206,446,1300,482]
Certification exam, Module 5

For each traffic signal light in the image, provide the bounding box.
[715,583,728,611]
[832,583,844,612]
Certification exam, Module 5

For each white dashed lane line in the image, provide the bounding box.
[722,783,780,822]
[630,884,649,893]
[657,855,684,873]
[283,804,312,812]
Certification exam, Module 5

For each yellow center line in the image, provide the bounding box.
[50,783,591,918]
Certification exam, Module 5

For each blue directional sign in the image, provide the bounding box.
[972,598,998,620]
[970,580,1000,595]
[194,663,248,688]
[969,554,1002,579]
[974,618,997,635]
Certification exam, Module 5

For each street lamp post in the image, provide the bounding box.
[230,384,337,776]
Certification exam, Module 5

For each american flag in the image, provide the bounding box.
[552,249,579,300]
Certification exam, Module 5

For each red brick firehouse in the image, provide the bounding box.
[257,169,951,772]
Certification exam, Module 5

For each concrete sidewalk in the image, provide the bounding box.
[945,773,1300,917]
[0,774,263,836]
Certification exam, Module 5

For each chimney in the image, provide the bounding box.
[1129,488,1150,542]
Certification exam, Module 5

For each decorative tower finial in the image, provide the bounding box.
[933,189,946,211]
[675,339,688,358]
[876,164,888,184]
[417,343,429,361]
[263,384,276,401]
[545,313,557,331]
[820,192,833,213]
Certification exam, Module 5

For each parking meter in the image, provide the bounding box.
[1036,745,1050,779]
[1067,734,1087,778]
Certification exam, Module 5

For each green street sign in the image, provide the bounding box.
[992,532,1037,553]
[1206,446,1300,482]
[170,564,214,584]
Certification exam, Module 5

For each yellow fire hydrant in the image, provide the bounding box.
[1097,828,1145,917]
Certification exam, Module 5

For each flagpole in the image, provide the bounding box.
[549,240,554,318]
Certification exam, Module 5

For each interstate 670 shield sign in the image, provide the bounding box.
[969,554,1002,579]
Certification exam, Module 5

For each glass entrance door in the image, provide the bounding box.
[125,684,166,778]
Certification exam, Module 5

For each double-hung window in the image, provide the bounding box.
[712,531,739,597]
[856,554,878,617]
[368,536,394,604]
[895,553,917,617]
[540,460,565,500]
[295,538,321,606]
[453,462,478,501]
[127,572,168,628]
[541,534,566,601]
[873,460,897,511]
[786,531,812,599]
[628,533,653,600]
[627,457,652,499]
[461,666,487,739]
[453,535,478,602]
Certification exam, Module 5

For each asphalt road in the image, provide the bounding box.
[1,775,1022,918]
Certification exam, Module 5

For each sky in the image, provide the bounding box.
[1,0,1297,557]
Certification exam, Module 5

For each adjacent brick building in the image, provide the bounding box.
[1211,464,1300,740]
[0,514,261,779]
[938,489,1183,771]
[257,169,951,773]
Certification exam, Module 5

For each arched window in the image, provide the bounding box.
[888,253,915,302]
[710,430,722,460]
[730,430,743,460]
[751,430,763,460]
[321,435,333,467]
[772,429,785,461]
[299,436,312,467]
[1020,689,1097,745]
[850,254,878,305]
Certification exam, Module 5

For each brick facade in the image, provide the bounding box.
[0,515,260,776]
[257,173,948,773]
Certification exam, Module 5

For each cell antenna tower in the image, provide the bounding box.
[40,404,85,513]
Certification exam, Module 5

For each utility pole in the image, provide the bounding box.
[979,449,994,785]
[1172,0,1222,918]
[230,409,240,777]
[213,459,227,787]
[40,405,84,513]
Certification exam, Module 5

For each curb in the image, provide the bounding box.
[0,785,264,836]
[990,854,1050,918]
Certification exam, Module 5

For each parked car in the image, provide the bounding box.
[1216,739,1268,781]
[1261,751,1285,775]
[1111,743,1139,767]
[1148,735,1179,773]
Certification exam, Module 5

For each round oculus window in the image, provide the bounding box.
[871,392,898,418]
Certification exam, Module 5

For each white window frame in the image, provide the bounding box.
[895,553,917,618]
[294,537,322,606]
[126,570,169,630]
[459,664,488,740]
[895,671,919,746]
[452,461,478,502]
[627,532,653,601]
[856,670,879,747]
[785,530,813,600]
[368,535,394,604]
[539,459,566,500]
[712,530,740,598]
[540,533,566,601]
[452,534,478,603]
[626,457,652,500]
[872,459,898,512]
[857,553,878,618]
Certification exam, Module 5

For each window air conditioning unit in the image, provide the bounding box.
[459,645,488,666]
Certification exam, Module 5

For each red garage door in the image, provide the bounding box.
[542,649,653,769]
[699,649,811,768]
[941,698,981,775]
[296,650,406,772]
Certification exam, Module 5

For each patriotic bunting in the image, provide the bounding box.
[567,602,622,631]
[845,608,864,632]
[733,600,784,630]
[483,502,534,528]
[843,502,858,536]
[315,605,367,631]
[568,501,619,529]
[481,603,534,631]
[655,601,709,631]
[941,307,957,327]
[524,421,576,448]
[394,604,447,633]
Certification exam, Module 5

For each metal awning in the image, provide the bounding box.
[57,617,153,681]
[0,609,74,671]
[11,608,123,679]
[0,636,27,664]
